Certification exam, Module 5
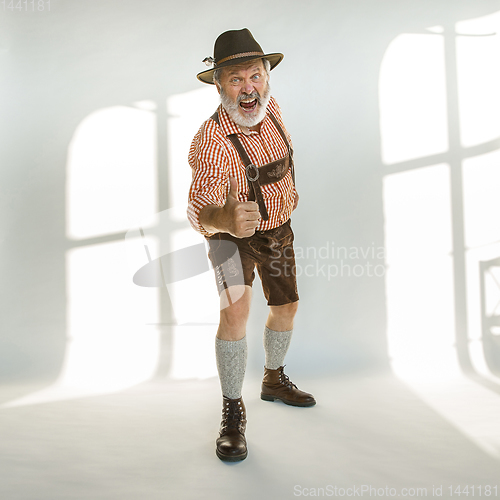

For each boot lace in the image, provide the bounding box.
[278,366,298,390]
[221,399,245,433]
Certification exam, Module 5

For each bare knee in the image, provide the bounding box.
[218,286,252,340]
[221,296,250,327]
[267,300,299,331]
[271,301,299,320]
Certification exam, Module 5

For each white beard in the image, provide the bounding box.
[220,83,271,128]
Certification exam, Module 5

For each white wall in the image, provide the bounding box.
[1,0,500,388]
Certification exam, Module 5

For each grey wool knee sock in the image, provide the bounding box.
[263,326,293,370]
[215,336,247,399]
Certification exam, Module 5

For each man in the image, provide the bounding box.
[187,28,315,462]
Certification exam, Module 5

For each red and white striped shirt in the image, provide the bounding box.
[187,96,295,237]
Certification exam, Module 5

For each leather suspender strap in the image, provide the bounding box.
[226,134,269,221]
[210,111,220,125]
[268,112,295,184]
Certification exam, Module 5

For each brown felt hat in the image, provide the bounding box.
[196,28,284,85]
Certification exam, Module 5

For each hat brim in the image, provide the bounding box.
[196,53,284,85]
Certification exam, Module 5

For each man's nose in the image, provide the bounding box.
[241,80,255,94]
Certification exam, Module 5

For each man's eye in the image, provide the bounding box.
[252,74,261,80]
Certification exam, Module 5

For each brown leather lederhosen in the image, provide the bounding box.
[210,110,295,221]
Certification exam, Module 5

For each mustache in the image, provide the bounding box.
[237,91,261,105]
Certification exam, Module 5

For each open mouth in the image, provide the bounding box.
[239,98,258,113]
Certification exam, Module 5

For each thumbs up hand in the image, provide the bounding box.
[222,177,261,238]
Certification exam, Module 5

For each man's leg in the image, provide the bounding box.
[261,300,316,407]
[263,301,298,369]
[215,285,252,461]
[216,285,252,397]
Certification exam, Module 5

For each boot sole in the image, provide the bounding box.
[216,448,248,462]
[260,393,316,407]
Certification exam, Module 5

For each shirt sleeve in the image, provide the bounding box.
[187,120,230,237]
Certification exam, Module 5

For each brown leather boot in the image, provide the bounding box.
[216,396,248,461]
[261,366,316,407]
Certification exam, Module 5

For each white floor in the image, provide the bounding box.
[1,372,499,500]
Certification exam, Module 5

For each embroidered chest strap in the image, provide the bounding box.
[210,110,295,222]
